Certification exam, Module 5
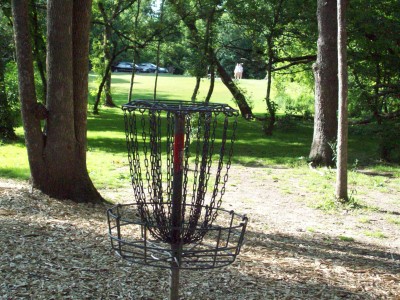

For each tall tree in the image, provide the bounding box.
[226,0,317,133]
[12,0,103,203]
[170,0,253,118]
[336,0,348,201]
[309,0,338,167]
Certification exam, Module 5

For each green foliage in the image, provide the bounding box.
[0,62,20,140]
[347,0,400,117]
[377,122,400,163]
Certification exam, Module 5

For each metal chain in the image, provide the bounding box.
[122,101,238,244]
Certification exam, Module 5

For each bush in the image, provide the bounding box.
[377,121,400,163]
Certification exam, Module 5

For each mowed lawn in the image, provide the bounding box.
[1,73,398,192]
[102,73,271,113]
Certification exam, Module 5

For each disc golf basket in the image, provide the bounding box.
[107,99,248,299]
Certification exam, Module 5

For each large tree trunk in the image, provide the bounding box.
[309,0,338,167]
[12,0,45,182]
[336,0,348,201]
[12,0,103,203]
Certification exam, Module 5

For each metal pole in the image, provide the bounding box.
[170,113,185,300]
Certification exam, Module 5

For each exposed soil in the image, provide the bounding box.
[1,165,399,299]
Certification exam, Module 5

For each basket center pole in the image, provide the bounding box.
[170,113,185,300]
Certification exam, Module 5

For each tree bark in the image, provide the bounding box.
[170,0,253,118]
[12,0,46,183]
[336,0,348,201]
[72,0,103,202]
[309,0,338,167]
[191,76,201,102]
[205,64,215,104]
[215,57,253,119]
[12,0,103,203]
[98,2,116,108]
[30,0,47,104]
[264,45,276,135]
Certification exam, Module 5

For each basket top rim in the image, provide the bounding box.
[122,99,239,115]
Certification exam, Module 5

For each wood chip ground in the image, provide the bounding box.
[1,168,399,299]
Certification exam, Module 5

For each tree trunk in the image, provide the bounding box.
[12,0,45,182]
[30,0,47,104]
[191,76,201,102]
[309,0,338,167]
[12,0,103,203]
[264,54,275,136]
[103,27,116,107]
[205,64,215,104]
[215,57,253,119]
[98,1,116,108]
[170,0,253,119]
[93,61,113,114]
[336,0,348,201]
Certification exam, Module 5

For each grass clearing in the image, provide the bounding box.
[1,73,399,199]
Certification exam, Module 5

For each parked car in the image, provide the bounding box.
[111,62,135,72]
[137,63,168,73]
[137,63,156,73]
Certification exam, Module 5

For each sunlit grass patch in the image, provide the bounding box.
[364,231,387,239]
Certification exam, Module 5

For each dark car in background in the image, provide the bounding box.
[137,63,168,73]
[111,62,135,72]
[112,62,168,73]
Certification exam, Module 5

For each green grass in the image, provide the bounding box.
[386,216,400,226]
[1,73,399,193]
[338,235,355,242]
[364,231,387,239]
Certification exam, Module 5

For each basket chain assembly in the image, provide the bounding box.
[108,100,248,281]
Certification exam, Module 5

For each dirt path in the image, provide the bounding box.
[1,166,399,299]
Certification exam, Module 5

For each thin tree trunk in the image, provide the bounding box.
[309,0,338,167]
[154,0,166,100]
[128,58,136,102]
[215,57,253,119]
[191,76,201,102]
[170,0,253,118]
[336,0,348,201]
[103,26,116,107]
[205,64,215,104]
[93,62,113,114]
[98,1,116,108]
[128,0,141,103]
[30,0,47,104]
[264,53,275,135]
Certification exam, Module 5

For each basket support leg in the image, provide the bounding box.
[170,114,185,300]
